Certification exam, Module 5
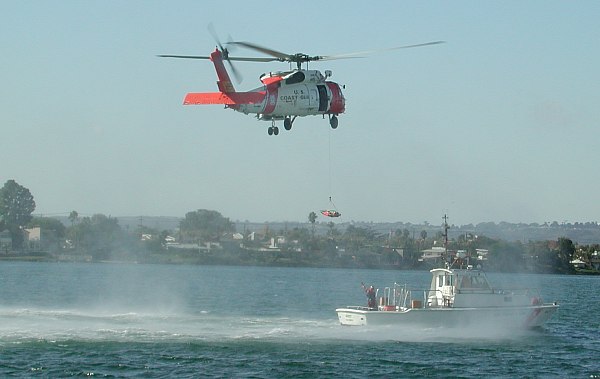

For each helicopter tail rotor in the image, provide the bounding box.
[208,23,243,83]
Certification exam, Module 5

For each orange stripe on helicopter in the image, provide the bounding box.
[262,87,278,114]
[184,92,265,105]
[326,82,345,114]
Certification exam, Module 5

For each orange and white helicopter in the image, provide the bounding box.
[160,34,443,136]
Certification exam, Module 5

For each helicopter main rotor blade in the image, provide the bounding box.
[228,40,444,69]
[157,54,211,59]
[227,41,291,61]
[226,56,278,62]
[160,39,444,77]
[157,54,276,62]
[319,41,446,60]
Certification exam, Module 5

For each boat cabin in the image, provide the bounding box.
[425,266,536,308]
[428,267,498,307]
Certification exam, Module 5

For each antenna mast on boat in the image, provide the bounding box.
[442,214,449,268]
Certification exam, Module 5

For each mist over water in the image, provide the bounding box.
[0,307,536,346]
[0,262,597,377]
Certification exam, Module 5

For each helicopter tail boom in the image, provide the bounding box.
[184,91,265,105]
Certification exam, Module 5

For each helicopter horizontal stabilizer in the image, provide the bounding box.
[184,92,265,105]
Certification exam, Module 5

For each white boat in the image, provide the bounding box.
[336,266,558,328]
[336,216,559,329]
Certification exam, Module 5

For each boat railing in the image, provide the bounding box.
[374,285,543,311]
[387,283,444,310]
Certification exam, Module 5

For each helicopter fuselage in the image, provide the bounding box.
[231,69,345,121]
[177,48,346,135]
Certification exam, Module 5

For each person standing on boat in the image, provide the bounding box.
[361,282,377,309]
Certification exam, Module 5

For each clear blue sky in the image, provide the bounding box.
[2,1,599,225]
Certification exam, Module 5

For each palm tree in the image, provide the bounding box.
[308,211,317,237]
[68,210,79,227]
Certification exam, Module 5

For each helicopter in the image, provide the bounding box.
[159,34,443,136]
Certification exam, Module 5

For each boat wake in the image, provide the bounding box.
[0,307,337,343]
[0,306,543,345]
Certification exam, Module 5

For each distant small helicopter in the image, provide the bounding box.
[159,30,443,136]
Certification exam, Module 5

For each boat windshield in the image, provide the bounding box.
[459,273,490,290]
[470,275,490,289]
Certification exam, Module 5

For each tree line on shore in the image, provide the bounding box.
[1,179,598,274]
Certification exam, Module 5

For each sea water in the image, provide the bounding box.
[0,261,598,377]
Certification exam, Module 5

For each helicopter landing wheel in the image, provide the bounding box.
[273,126,279,135]
[330,115,338,129]
[284,117,292,131]
[268,126,273,136]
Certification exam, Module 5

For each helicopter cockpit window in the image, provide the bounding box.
[285,71,305,85]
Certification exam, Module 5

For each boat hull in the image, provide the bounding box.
[336,303,558,328]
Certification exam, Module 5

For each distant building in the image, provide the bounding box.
[166,241,221,253]
[476,249,489,261]
[24,227,60,253]
[420,246,445,262]
[247,231,264,241]
[591,251,600,270]
[394,248,404,258]
[25,227,42,251]
[570,258,586,269]
[26,227,41,241]
[269,236,286,249]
